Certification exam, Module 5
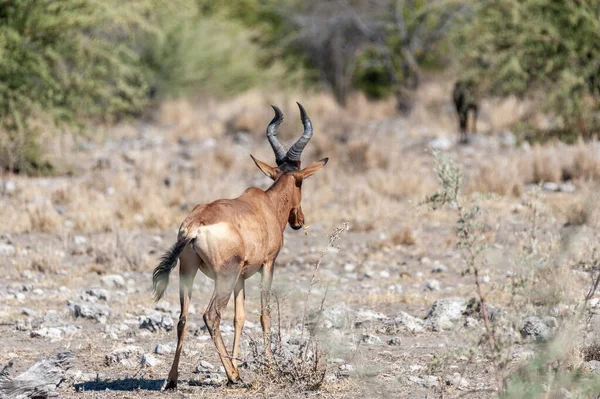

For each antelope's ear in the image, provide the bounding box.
[300,158,328,179]
[250,155,278,180]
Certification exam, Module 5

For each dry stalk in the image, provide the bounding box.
[299,222,350,343]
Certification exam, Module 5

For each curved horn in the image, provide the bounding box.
[266,105,287,164]
[285,102,313,162]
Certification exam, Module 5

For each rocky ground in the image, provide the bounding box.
[1,91,600,398]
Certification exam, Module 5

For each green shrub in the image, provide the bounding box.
[0,0,285,174]
[139,4,284,100]
[0,0,157,173]
[456,0,600,134]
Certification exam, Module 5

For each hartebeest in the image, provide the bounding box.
[453,79,479,144]
[152,103,328,388]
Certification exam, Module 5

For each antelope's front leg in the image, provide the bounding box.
[260,264,274,360]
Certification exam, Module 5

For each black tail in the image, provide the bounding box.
[152,236,191,302]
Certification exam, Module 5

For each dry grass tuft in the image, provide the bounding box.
[390,227,417,246]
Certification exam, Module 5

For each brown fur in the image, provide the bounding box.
[153,106,328,388]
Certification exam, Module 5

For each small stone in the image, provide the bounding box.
[431,264,448,273]
[0,243,15,256]
[344,263,355,272]
[4,180,16,193]
[30,327,63,341]
[446,373,469,389]
[67,301,111,324]
[425,298,467,331]
[520,316,557,342]
[387,337,402,346]
[361,333,382,345]
[420,257,431,264]
[559,182,576,193]
[101,274,126,288]
[426,279,441,291]
[585,360,600,373]
[193,372,226,386]
[20,308,36,316]
[589,298,600,307]
[15,319,30,331]
[140,353,161,367]
[421,375,439,388]
[139,312,174,332]
[355,309,388,327]
[73,235,87,246]
[382,311,425,333]
[85,288,110,302]
[155,343,176,355]
[105,346,144,366]
[338,364,354,378]
[429,136,453,150]
[379,270,391,279]
[195,360,215,373]
[542,182,559,192]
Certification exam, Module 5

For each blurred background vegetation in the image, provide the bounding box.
[1,0,599,174]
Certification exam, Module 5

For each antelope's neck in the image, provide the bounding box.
[265,176,295,232]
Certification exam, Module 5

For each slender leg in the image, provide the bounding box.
[260,264,274,360]
[204,260,242,384]
[232,278,245,373]
[459,114,468,144]
[165,257,197,389]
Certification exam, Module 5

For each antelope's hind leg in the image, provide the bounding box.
[232,278,245,373]
[203,256,243,384]
[165,246,199,390]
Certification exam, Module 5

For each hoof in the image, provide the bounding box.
[227,377,246,388]
[164,379,177,390]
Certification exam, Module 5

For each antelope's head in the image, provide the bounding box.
[251,103,328,230]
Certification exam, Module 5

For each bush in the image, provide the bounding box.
[456,0,600,134]
[0,0,156,173]
[139,4,285,100]
[0,0,285,174]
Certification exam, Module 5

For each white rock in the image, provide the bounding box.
[361,333,382,345]
[425,298,467,331]
[73,235,87,246]
[559,182,576,193]
[426,279,441,291]
[101,274,126,288]
[542,182,559,192]
[429,136,453,150]
[4,181,16,193]
[384,311,425,333]
[0,243,15,256]
[431,263,448,273]
[379,270,391,279]
[195,360,215,373]
[141,353,161,367]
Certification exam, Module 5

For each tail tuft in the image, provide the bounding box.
[152,237,191,302]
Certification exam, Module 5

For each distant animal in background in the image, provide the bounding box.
[453,79,479,144]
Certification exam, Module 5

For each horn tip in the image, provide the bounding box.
[270,105,284,119]
[296,102,308,120]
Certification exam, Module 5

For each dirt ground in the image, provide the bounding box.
[1,85,600,398]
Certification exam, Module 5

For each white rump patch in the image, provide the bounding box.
[200,222,233,239]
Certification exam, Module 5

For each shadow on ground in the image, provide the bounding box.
[74,378,164,391]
